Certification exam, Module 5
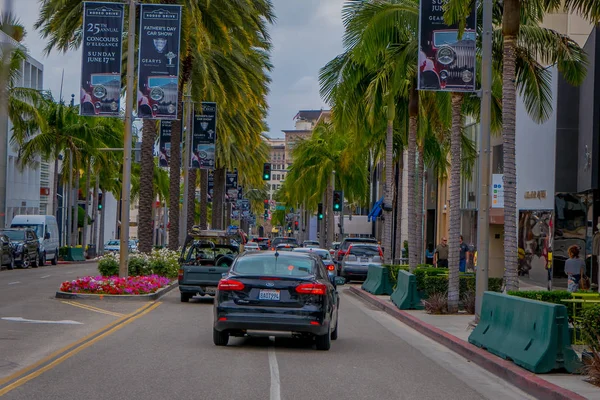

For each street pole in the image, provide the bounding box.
[118,0,136,278]
[0,0,14,229]
[67,149,73,246]
[475,0,493,317]
[180,89,193,245]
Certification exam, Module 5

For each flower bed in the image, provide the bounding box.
[59,275,171,295]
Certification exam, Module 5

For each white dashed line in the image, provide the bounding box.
[7,281,20,285]
[40,275,51,279]
[268,345,281,400]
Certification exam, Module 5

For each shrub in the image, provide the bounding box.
[383,264,409,286]
[461,291,476,314]
[59,247,69,257]
[582,305,600,347]
[423,275,503,298]
[128,253,150,276]
[97,252,119,277]
[147,248,179,279]
[583,347,600,387]
[507,290,572,304]
[423,292,448,314]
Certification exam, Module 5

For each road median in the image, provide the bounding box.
[56,281,178,301]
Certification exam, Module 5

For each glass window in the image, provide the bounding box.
[2,230,25,241]
[11,224,43,238]
[232,255,314,277]
[349,246,380,257]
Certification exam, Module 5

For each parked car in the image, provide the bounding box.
[0,234,14,270]
[11,215,60,265]
[213,251,345,350]
[302,240,319,248]
[294,247,336,275]
[0,229,40,268]
[340,244,384,281]
[335,237,379,264]
[244,242,261,252]
[178,228,244,303]
[270,237,298,250]
[104,239,137,253]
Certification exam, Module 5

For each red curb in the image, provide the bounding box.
[58,260,98,265]
[347,286,588,400]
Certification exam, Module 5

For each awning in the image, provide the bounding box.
[271,228,279,233]
[368,197,384,222]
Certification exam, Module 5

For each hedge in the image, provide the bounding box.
[581,305,600,346]
[507,290,574,319]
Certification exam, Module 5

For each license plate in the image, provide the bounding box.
[259,289,280,301]
[205,287,217,295]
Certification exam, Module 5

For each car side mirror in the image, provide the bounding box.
[45,232,50,239]
[221,272,228,278]
[335,276,346,286]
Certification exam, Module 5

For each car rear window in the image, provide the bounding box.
[349,246,380,257]
[232,255,314,277]
[342,239,377,250]
[273,237,298,246]
[294,249,330,260]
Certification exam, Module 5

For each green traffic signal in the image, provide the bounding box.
[98,204,103,210]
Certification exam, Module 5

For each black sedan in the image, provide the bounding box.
[213,251,345,350]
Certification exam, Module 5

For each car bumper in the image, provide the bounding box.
[342,265,369,279]
[214,312,329,336]
[179,284,218,296]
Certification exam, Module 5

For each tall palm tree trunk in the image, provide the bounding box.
[139,119,156,253]
[71,170,79,246]
[168,116,182,250]
[382,110,395,263]
[394,158,403,262]
[448,93,464,313]
[212,168,225,229]
[407,86,419,271]
[320,191,326,249]
[82,161,91,256]
[199,169,208,229]
[415,149,424,264]
[53,156,59,217]
[99,190,105,256]
[326,179,334,248]
[503,1,520,292]
[187,168,197,231]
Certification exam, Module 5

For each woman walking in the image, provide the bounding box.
[565,245,585,293]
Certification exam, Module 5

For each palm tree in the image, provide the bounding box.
[138,119,156,253]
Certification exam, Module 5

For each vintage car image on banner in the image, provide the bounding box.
[80,2,124,117]
[418,0,476,92]
[137,4,182,119]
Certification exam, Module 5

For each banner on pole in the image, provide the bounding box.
[191,102,217,169]
[80,2,125,117]
[137,4,182,119]
[226,170,238,202]
[207,170,214,203]
[157,120,180,168]
[418,0,476,92]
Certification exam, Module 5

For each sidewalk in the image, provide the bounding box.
[348,286,599,400]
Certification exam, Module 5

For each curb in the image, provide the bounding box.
[58,260,98,265]
[347,286,588,400]
[55,281,178,301]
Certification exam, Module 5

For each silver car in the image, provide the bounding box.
[340,244,383,282]
[293,247,336,275]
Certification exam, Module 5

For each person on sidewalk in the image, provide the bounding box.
[434,238,448,268]
[565,245,585,292]
[459,235,470,273]
[425,242,435,265]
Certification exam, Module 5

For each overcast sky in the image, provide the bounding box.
[11,0,344,139]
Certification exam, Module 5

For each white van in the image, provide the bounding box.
[11,215,60,265]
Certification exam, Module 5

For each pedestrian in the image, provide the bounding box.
[459,235,470,273]
[565,245,585,293]
[425,242,435,265]
[434,237,448,268]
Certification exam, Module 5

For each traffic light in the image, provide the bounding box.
[264,211,269,219]
[262,163,271,180]
[98,192,103,211]
[317,203,323,220]
[294,221,299,230]
[264,199,269,210]
[333,190,343,211]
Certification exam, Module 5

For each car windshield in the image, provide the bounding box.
[433,31,476,46]
[349,246,380,257]
[232,255,314,277]
[2,230,25,241]
[342,239,377,250]
[294,248,330,260]
[107,240,119,246]
[11,224,43,238]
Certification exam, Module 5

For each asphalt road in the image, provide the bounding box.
[0,282,535,400]
[0,262,144,381]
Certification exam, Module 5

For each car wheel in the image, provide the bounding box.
[180,293,191,303]
[31,253,38,268]
[331,317,339,341]
[21,256,29,269]
[51,252,58,265]
[315,326,331,351]
[5,255,14,270]
[39,252,46,267]
[213,328,229,346]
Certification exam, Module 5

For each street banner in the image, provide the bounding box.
[157,120,173,168]
[237,186,243,200]
[80,2,124,117]
[418,0,476,92]
[207,170,214,203]
[191,102,217,169]
[137,4,182,119]
[226,170,238,202]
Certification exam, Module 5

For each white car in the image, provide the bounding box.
[244,242,260,252]
[104,239,137,253]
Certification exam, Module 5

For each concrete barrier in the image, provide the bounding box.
[64,247,85,262]
[390,269,423,310]
[361,265,394,295]
[469,292,581,374]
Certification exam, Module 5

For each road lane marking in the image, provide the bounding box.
[0,302,155,388]
[7,282,20,285]
[0,302,161,396]
[60,301,125,317]
[40,275,51,279]
[1,317,83,325]
[268,346,281,400]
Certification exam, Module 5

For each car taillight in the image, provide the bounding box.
[296,283,327,295]
[218,279,245,291]
[178,268,184,281]
[327,265,335,272]
[379,248,384,258]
